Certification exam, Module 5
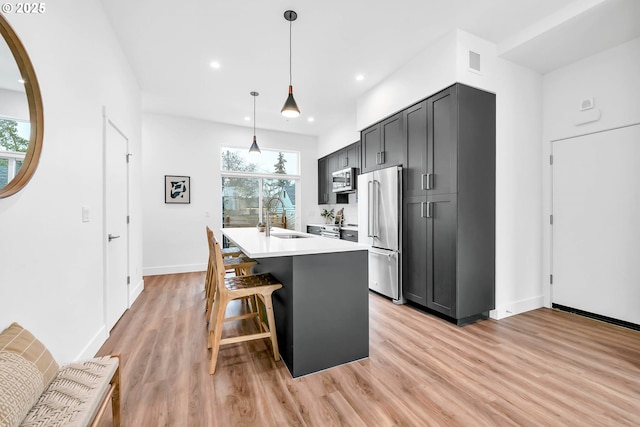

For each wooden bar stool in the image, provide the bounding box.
[208,239,282,374]
[204,227,257,318]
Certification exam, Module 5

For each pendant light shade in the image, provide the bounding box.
[281,10,300,118]
[282,85,300,118]
[249,91,261,154]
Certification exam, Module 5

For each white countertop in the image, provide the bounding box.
[222,227,368,258]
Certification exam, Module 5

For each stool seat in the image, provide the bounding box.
[221,246,243,258]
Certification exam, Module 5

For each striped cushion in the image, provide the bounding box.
[0,323,60,427]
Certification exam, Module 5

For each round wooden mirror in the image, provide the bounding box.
[0,14,43,198]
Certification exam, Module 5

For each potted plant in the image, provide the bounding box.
[320,208,335,224]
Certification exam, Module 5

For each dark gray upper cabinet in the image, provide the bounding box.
[402,83,495,325]
[317,156,328,204]
[361,112,405,173]
[317,141,360,205]
[317,155,337,205]
[361,124,380,173]
[404,100,428,200]
[336,141,359,170]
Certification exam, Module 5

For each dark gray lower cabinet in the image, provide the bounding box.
[307,225,322,236]
[402,83,495,325]
[340,229,358,242]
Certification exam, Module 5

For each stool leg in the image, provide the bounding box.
[262,293,280,362]
[207,294,220,348]
[209,297,228,374]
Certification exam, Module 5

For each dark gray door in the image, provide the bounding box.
[361,124,380,173]
[404,100,428,199]
[428,86,457,196]
[380,112,405,168]
[426,194,457,317]
[403,196,427,304]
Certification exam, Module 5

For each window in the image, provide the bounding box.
[0,118,29,188]
[221,147,299,231]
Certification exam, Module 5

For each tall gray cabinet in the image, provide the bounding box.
[402,83,495,325]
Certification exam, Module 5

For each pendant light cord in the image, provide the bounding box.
[253,95,256,135]
[289,19,293,86]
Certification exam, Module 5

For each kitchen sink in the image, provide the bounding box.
[272,233,310,239]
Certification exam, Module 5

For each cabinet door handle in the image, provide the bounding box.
[422,173,433,190]
[426,202,433,218]
[376,152,380,165]
[380,151,385,164]
[421,202,426,218]
[345,156,349,167]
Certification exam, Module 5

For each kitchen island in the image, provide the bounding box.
[221,227,369,377]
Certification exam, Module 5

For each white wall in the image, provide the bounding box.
[141,113,318,276]
[493,59,544,318]
[317,111,359,158]
[541,36,640,306]
[356,31,457,130]
[0,0,142,362]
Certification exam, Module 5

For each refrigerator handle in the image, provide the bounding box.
[373,180,380,238]
[367,180,374,237]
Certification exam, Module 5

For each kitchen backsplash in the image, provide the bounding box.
[313,193,358,225]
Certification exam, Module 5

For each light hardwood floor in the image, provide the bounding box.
[97,272,640,426]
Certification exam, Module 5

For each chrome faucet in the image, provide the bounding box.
[264,195,285,237]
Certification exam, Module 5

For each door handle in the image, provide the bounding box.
[379,151,385,164]
[421,202,426,218]
[426,202,432,218]
[108,234,120,242]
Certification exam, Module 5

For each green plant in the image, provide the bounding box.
[320,208,335,223]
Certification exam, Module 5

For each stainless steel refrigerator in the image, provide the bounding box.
[358,166,404,304]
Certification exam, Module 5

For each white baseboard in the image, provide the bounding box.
[130,278,144,305]
[143,263,206,277]
[490,295,544,320]
[74,324,107,362]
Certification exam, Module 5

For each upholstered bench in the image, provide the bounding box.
[0,323,120,427]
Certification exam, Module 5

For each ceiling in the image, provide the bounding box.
[98,0,639,137]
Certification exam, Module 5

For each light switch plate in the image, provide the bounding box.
[82,205,90,222]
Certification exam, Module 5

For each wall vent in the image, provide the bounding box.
[468,51,481,73]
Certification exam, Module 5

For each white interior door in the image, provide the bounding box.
[105,114,130,331]
[551,124,640,325]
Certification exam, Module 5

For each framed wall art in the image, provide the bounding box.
[165,175,190,204]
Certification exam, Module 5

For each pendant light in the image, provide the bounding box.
[281,10,300,118]
[249,91,261,154]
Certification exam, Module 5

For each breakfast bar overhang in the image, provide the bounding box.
[221,227,369,377]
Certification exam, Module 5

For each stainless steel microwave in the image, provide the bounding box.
[332,167,356,192]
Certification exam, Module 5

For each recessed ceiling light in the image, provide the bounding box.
[210,61,221,69]
[355,74,364,81]
[307,117,315,123]
[244,116,251,121]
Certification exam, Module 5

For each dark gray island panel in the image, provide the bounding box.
[253,250,369,377]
